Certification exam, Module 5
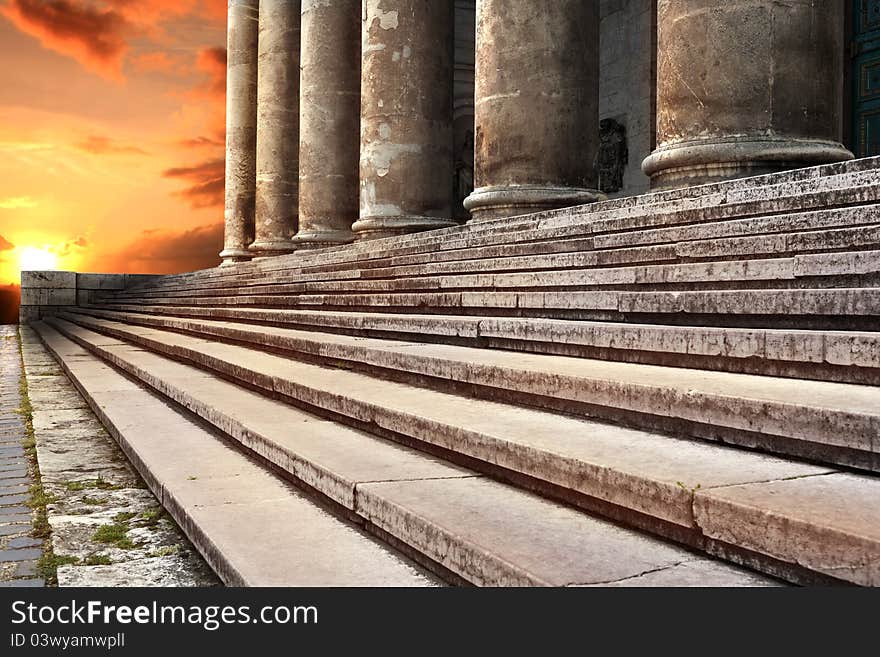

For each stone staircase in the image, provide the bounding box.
[27,157,880,586]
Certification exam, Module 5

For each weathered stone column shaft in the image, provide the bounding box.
[354,0,456,241]
[252,0,301,258]
[220,0,259,265]
[642,0,853,189]
[464,0,601,222]
[295,0,360,250]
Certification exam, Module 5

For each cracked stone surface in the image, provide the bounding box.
[19,325,219,587]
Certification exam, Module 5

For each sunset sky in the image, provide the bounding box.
[0,0,229,287]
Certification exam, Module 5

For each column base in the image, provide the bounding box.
[351,216,458,241]
[218,248,253,266]
[293,228,356,251]
[463,185,603,222]
[642,137,854,190]
[248,240,298,259]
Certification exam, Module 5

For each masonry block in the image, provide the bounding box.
[20,271,76,290]
[18,307,41,324]
[21,288,76,306]
[77,273,128,291]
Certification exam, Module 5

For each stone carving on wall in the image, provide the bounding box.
[597,118,628,194]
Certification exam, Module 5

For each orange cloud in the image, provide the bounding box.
[163,158,225,209]
[54,234,88,256]
[0,1,226,81]
[132,50,188,75]
[178,136,223,149]
[0,234,14,251]
[77,135,148,155]
[193,46,226,99]
[0,0,131,81]
[104,221,222,273]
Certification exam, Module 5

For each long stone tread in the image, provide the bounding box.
[31,320,778,587]
[44,315,880,585]
[29,323,438,587]
[82,303,880,382]
[54,310,880,459]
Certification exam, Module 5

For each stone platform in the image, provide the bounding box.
[19,158,880,586]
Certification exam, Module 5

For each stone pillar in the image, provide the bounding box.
[354,0,456,241]
[642,0,853,190]
[464,0,601,222]
[220,0,259,266]
[294,0,360,250]
[251,0,301,258]
[453,0,476,222]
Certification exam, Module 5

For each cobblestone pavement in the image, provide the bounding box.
[0,324,43,587]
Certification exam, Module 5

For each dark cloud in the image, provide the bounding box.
[0,1,226,80]
[77,135,148,155]
[0,0,131,80]
[104,221,222,273]
[163,158,225,209]
[194,46,226,98]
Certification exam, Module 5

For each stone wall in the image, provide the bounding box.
[599,0,655,197]
[19,272,159,323]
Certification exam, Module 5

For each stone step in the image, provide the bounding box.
[100,288,880,330]
[81,303,880,384]
[134,158,880,294]
[104,212,880,303]
[55,310,880,473]
[103,250,880,305]
[117,172,880,295]
[27,323,438,587]
[33,320,778,587]
[572,157,880,213]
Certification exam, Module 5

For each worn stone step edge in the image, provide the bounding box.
[37,320,785,587]
[119,187,880,294]
[132,158,880,295]
[80,303,880,384]
[102,250,880,303]
[54,311,880,476]
[106,218,880,302]
[28,324,439,587]
[99,288,880,324]
[48,317,880,586]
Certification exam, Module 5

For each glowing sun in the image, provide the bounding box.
[18,246,59,272]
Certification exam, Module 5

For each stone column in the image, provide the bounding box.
[464,0,601,222]
[220,0,259,266]
[453,0,476,222]
[642,0,853,190]
[294,0,360,250]
[354,0,457,241]
[251,0,301,258]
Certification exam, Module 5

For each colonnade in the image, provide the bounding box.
[221,0,852,265]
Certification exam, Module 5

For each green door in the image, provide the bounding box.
[853,0,880,156]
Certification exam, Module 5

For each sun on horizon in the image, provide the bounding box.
[17,245,59,273]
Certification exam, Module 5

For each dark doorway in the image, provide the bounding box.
[851,0,880,156]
